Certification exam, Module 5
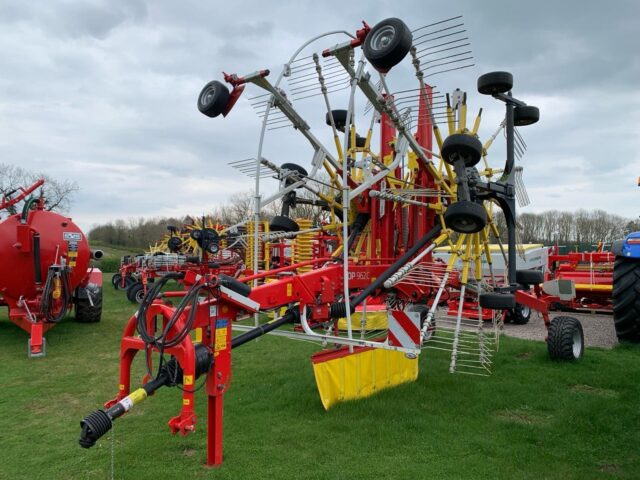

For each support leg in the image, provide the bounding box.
[207,394,224,467]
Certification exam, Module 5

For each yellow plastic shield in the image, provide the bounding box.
[311,346,419,410]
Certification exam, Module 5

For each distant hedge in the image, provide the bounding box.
[96,257,120,273]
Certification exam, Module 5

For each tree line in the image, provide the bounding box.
[493,209,640,249]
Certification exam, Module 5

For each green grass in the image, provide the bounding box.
[1,277,639,479]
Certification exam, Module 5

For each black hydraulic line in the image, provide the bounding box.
[346,213,370,252]
[33,234,42,284]
[231,310,296,349]
[331,223,443,318]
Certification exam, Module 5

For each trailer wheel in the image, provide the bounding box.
[75,290,103,323]
[363,18,413,72]
[111,273,122,290]
[547,316,584,360]
[612,257,640,342]
[506,303,531,325]
[198,80,230,118]
[269,215,299,233]
[441,133,483,167]
[479,292,516,310]
[477,71,513,95]
[444,201,487,233]
[280,163,308,186]
[126,282,144,303]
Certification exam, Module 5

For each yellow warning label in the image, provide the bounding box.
[287,283,293,297]
[215,329,227,352]
[183,398,190,406]
[194,328,202,344]
[183,375,193,386]
[119,384,125,391]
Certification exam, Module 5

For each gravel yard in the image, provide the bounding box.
[502,311,618,349]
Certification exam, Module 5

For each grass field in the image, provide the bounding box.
[1,276,639,479]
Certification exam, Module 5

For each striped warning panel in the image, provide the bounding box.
[387,310,421,349]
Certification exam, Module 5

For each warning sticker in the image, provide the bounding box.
[215,329,227,352]
[63,232,82,242]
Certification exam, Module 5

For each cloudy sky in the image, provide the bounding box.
[1,0,639,232]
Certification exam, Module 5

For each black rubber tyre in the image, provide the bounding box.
[111,273,122,290]
[126,282,143,303]
[363,18,413,72]
[477,71,513,95]
[516,269,544,286]
[280,163,308,186]
[407,304,436,343]
[444,201,487,233]
[479,293,516,310]
[269,215,299,233]
[198,80,230,118]
[124,275,135,288]
[326,109,348,130]
[514,105,540,126]
[218,274,252,297]
[506,303,531,325]
[441,133,483,167]
[75,290,103,323]
[612,257,640,342]
[167,236,182,252]
[547,316,584,361]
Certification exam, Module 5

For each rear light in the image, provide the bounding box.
[627,238,640,244]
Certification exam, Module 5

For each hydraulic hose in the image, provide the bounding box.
[20,197,37,224]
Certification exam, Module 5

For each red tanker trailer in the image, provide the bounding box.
[0,180,103,357]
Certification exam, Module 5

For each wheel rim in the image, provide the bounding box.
[369,25,396,51]
[450,215,481,233]
[572,328,582,358]
[136,289,145,303]
[521,305,531,318]
[201,86,216,106]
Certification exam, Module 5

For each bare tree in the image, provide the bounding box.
[0,163,78,214]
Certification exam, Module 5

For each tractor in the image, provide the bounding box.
[611,210,640,341]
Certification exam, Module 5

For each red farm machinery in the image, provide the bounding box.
[113,219,245,303]
[79,17,584,467]
[0,179,103,357]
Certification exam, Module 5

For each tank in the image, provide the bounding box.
[0,209,91,301]
[0,191,103,357]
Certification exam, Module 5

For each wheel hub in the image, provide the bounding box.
[370,26,396,51]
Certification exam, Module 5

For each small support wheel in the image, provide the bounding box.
[444,201,487,233]
[167,236,182,252]
[506,303,531,325]
[441,134,483,167]
[513,105,540,126]
[363,18,413,72]
[280,163,308,186]
[547,316,584,361]
[126,282,144,303]
[269,215,299,233]
[198,80,230,118]
[477,71,513,95]
[326,110,348,130]
[479,293,516,310]
[75,290,103,323]
[111,273,122,290]
[516,269,544,286]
